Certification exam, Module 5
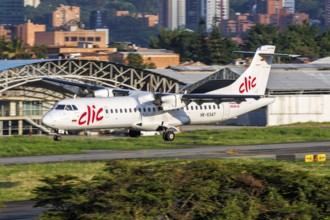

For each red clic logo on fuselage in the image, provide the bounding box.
[239,76,256,94]
[78,105,104,126]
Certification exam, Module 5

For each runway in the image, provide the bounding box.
[0,141,329,165]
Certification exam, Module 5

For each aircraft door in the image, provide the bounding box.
[222,103,230,121]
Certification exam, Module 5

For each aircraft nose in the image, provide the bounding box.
[42,114,54,127]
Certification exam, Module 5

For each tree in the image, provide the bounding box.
[278,22,320,59]
[317,31,330,57]
[242,24,279,51]
[126,53,156,69]
[151,27,238,65]
[1,38,33,59]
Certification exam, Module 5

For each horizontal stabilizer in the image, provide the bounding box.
[234,51,300,58]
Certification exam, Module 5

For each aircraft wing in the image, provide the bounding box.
[42,77,131,97]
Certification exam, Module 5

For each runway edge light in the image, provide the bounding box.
[315,154,326,162]
[305,155,314,162]
[305,154,327,162]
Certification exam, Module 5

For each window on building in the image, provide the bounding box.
[95,37,101,42]
[71,37,77,41]
[87,37,94,41]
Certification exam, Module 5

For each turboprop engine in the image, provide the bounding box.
[93,88,116,97]
[154,94,186,111]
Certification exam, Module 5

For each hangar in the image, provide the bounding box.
[0,59,186,135]
[1,59,330,135]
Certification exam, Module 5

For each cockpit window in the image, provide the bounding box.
[55,105,65,110]
[72,105,78,111]
[65,105,73,111]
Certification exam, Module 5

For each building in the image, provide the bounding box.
[279,9,309,30]
[35,30,107,48]
[16,21,46,46]
[159,0,186,30]
[326,0,330,26]
[201,0,229,32]
[0,0,24,26]
[0,25,12,40]
[186,0,202,31]
[24,0,40,7]
[48,46,117,61]
[90,10,107,29]
[222,13,254,37]
[109,49,180,69]
[142,15,159,27]
[256,0,283,26]
[52,5,80,28]
[283,0,295,13]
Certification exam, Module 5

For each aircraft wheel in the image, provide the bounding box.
[128,130,141,138]
[163,131,175,141]
[54,135,62,141]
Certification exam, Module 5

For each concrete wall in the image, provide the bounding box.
[267,95,330,125]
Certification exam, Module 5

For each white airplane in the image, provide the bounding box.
[42,45,297,141]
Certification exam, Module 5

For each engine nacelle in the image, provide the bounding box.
[158,94,186,111]
[93,88,115,97]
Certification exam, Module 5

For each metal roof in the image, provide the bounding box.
[148,68,222,84]
[229,63,330,92]
[0,59,57,71]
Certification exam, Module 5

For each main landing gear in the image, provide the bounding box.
[163,130,175,141]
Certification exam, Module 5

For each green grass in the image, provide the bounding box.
[0,159,328,203]
[0,126,330,157]
[0,162,106,202]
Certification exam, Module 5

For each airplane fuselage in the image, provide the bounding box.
[42,95,274,131]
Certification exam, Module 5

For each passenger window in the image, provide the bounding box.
[148,108,151,112]
[115,109,118,113]
[124,109,127,113]
[120,109,123,113]
[204,106,207,110]
[153,107,156,112]
[208,105,211,109]
[143,108,146,112]
[129,109,132,113]
[111,109,113,113]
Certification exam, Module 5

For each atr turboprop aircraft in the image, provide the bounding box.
[42,45,298,141]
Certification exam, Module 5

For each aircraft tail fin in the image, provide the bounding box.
[207,45,298,96]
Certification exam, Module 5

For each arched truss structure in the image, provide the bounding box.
[0,59,186,95]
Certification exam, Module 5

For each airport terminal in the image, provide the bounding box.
[1,58,330,136]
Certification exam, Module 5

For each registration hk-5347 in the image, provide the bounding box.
[200,112,216,117]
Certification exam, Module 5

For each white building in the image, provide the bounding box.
[159,0,186,30]
[24,0,40,7]
[201,0,229,31]
[283,0,295,13]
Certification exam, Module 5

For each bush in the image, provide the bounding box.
[34,160,330,220]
